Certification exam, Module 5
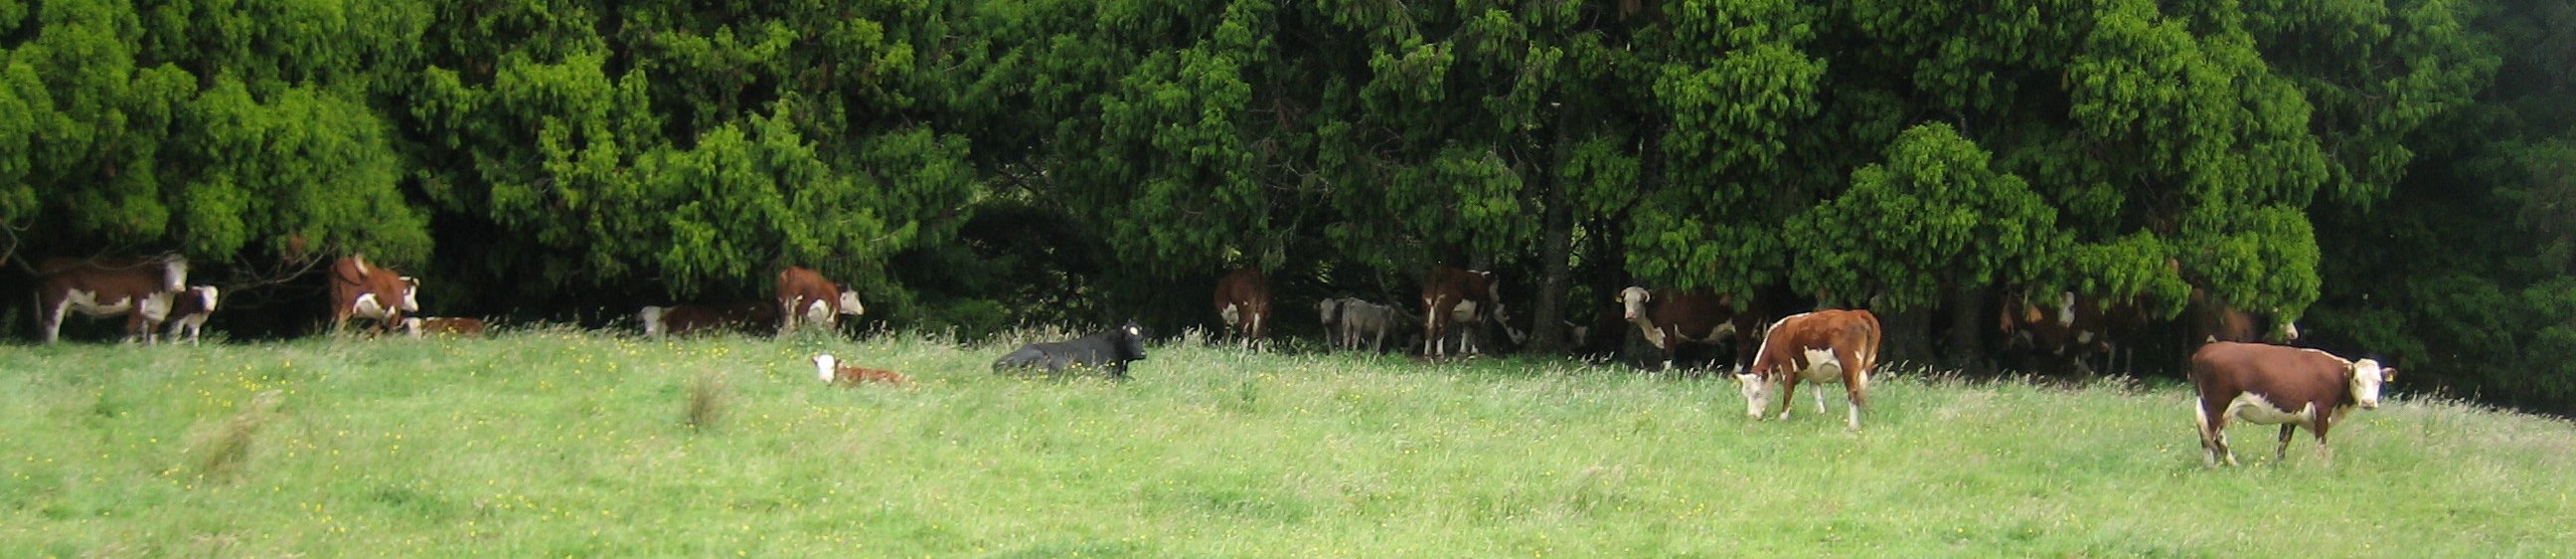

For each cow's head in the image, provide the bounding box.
[837,290,866,316]
[1619,286,1651,320]
[398,277,421,312]
[1318,298,1343,326]
[1733,370,1776,420]
[193,285,221,313]
[813,354,840,383]
[638,306,666,337]
[160,255,191,292]
[1116,320,1151,362]
[2350,359,2389,409]
[401,317,424,338]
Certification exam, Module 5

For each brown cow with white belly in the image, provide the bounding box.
[1736,309,1882,430]
[36,255,191,344]
[1212,269,1273,348]
[1620,286,1764,373]
[160,285,221,345]
[776,267,865,336]
[1422,266,1508,358]
[2189,342,2391,466]
[328,255,419,335]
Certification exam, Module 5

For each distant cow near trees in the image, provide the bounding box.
[776,267,865,336]
[1421,266,1508,358]
[992,320,1151,380]
[328,255,418,335]
[640,302,781,337]
[1212,269,1273,348]
[36,255,191,344]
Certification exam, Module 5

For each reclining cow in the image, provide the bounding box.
[992,320,1151,380]
[36,255,190,344]
[640,301,781,338]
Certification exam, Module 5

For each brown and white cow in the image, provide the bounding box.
[1620,286,1764,373]
[2188,287,2299,344]
[812,353,910,386]
[328,255,419,335]
[2188,341,2391,466]
[1736,309,1882,430]
[640,301,782,338]
[402,316,486,338]
[159,285,221,345]
[37,255,191,344]
[776,267,865,336]
[1421,266,1506,358]
[1212,269,1273,348]
[2000,290,2151,375]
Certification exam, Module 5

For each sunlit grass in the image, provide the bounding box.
[2,329,2570,557]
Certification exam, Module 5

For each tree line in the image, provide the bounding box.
[5,0,2571,411]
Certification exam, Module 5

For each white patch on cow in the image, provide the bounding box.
[351,293,395,319]
[64,288,134,317]
[838,291,866,316]
[1734,372,1771,419]
[402,317,425,338]
[639,306,666,338]
[813,354,839,383]
[2350,359,2386,409]
[2224,392,2316,426]
[398,277,420,312]
[1220,302,1241,327]
[2056,291,2077,326]
[1798,348,1845,384]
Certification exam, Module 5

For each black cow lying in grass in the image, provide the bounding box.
[992,320,1151,380]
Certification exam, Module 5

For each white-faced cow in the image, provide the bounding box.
[776,267,865,336]
[640,301,781,338]
[1212,269,1273,348]
[1421,266,1505,358]
[2188,342,2391,466]
[159,285,221,345]
[1736,309,1882,430]
[402,316,486,338]
[1619,286,1764,373]
[36,255,190,344]
[328,255,419,335]
[812,354,909,386]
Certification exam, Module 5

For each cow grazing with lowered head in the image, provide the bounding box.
[2188,287,2299,345]
[776,267,865,336]
[1421,266,1510,358]
[37,255,191,344]
[1212,269,1273,348]
[2189,341,2392,466]
[1736,309,1882,430]
[1619,286,1764,373]
[812,354,910,386]
[160,285,221,345]
[402,316,486,338]
[992,320,1151,380]
[328,255,419,335]
[641,301,781,338]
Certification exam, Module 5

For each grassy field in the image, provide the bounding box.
[3,328,2571,558]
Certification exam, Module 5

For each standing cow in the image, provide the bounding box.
[1736,309,1883,430]
[1421,266,1508,358]
[328,255,419,335]
[776,267,865,336]
[1619,286,1764,373]
[1322,296,1404,353]
[36,255,191,344]
[2188,342,2391,466]
[1212,269,1273,348]
[160,285,222,345]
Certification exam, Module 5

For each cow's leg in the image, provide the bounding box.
[2308,418,2335,465]
[2275,424,2298,464]
[41,296,68,344]
[125,309,149,344]
[2193,398,2233,466]
[1841,348,1868,431]
[1776,378,1799,421]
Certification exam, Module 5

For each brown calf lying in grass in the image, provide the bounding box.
[811,354,908,386]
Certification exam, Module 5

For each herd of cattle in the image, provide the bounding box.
[32,255,2391,466]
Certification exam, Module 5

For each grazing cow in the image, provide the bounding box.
[2189,342,2391,466]
[640,302,781,338]
[992,320,1151,380]
[1619,286,1765,373]
[402,316,486,338]
[1736,309,1883,430]
[1322,297,1405,353]
[328,255,419,334]
[776,267,865,336]
[1421,266,1507,358]
[36,255,190,344]
[1212,269,1273,348]
[159,285,221,345]
[812,354,910,386]
[2188,287,2300,344]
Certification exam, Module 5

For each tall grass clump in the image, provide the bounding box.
[686,369,729,431]
[186,389,283,479]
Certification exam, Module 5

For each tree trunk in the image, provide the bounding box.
[1530,170,1574,354]
[1946,281,1993,374]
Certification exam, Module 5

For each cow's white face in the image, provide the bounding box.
[1219,303,1241,326]
[638,306,666,337]
[1619,286,1650,321]
[2350,359,2386,409]
[838,291,865,316]
[1318,299,1342,325]
[402,317,424,338]
[195,285,221,313]
[1734,372,1773,419]
[162,257,190,292]
[399,278,420,312]
[813,354,839,383]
